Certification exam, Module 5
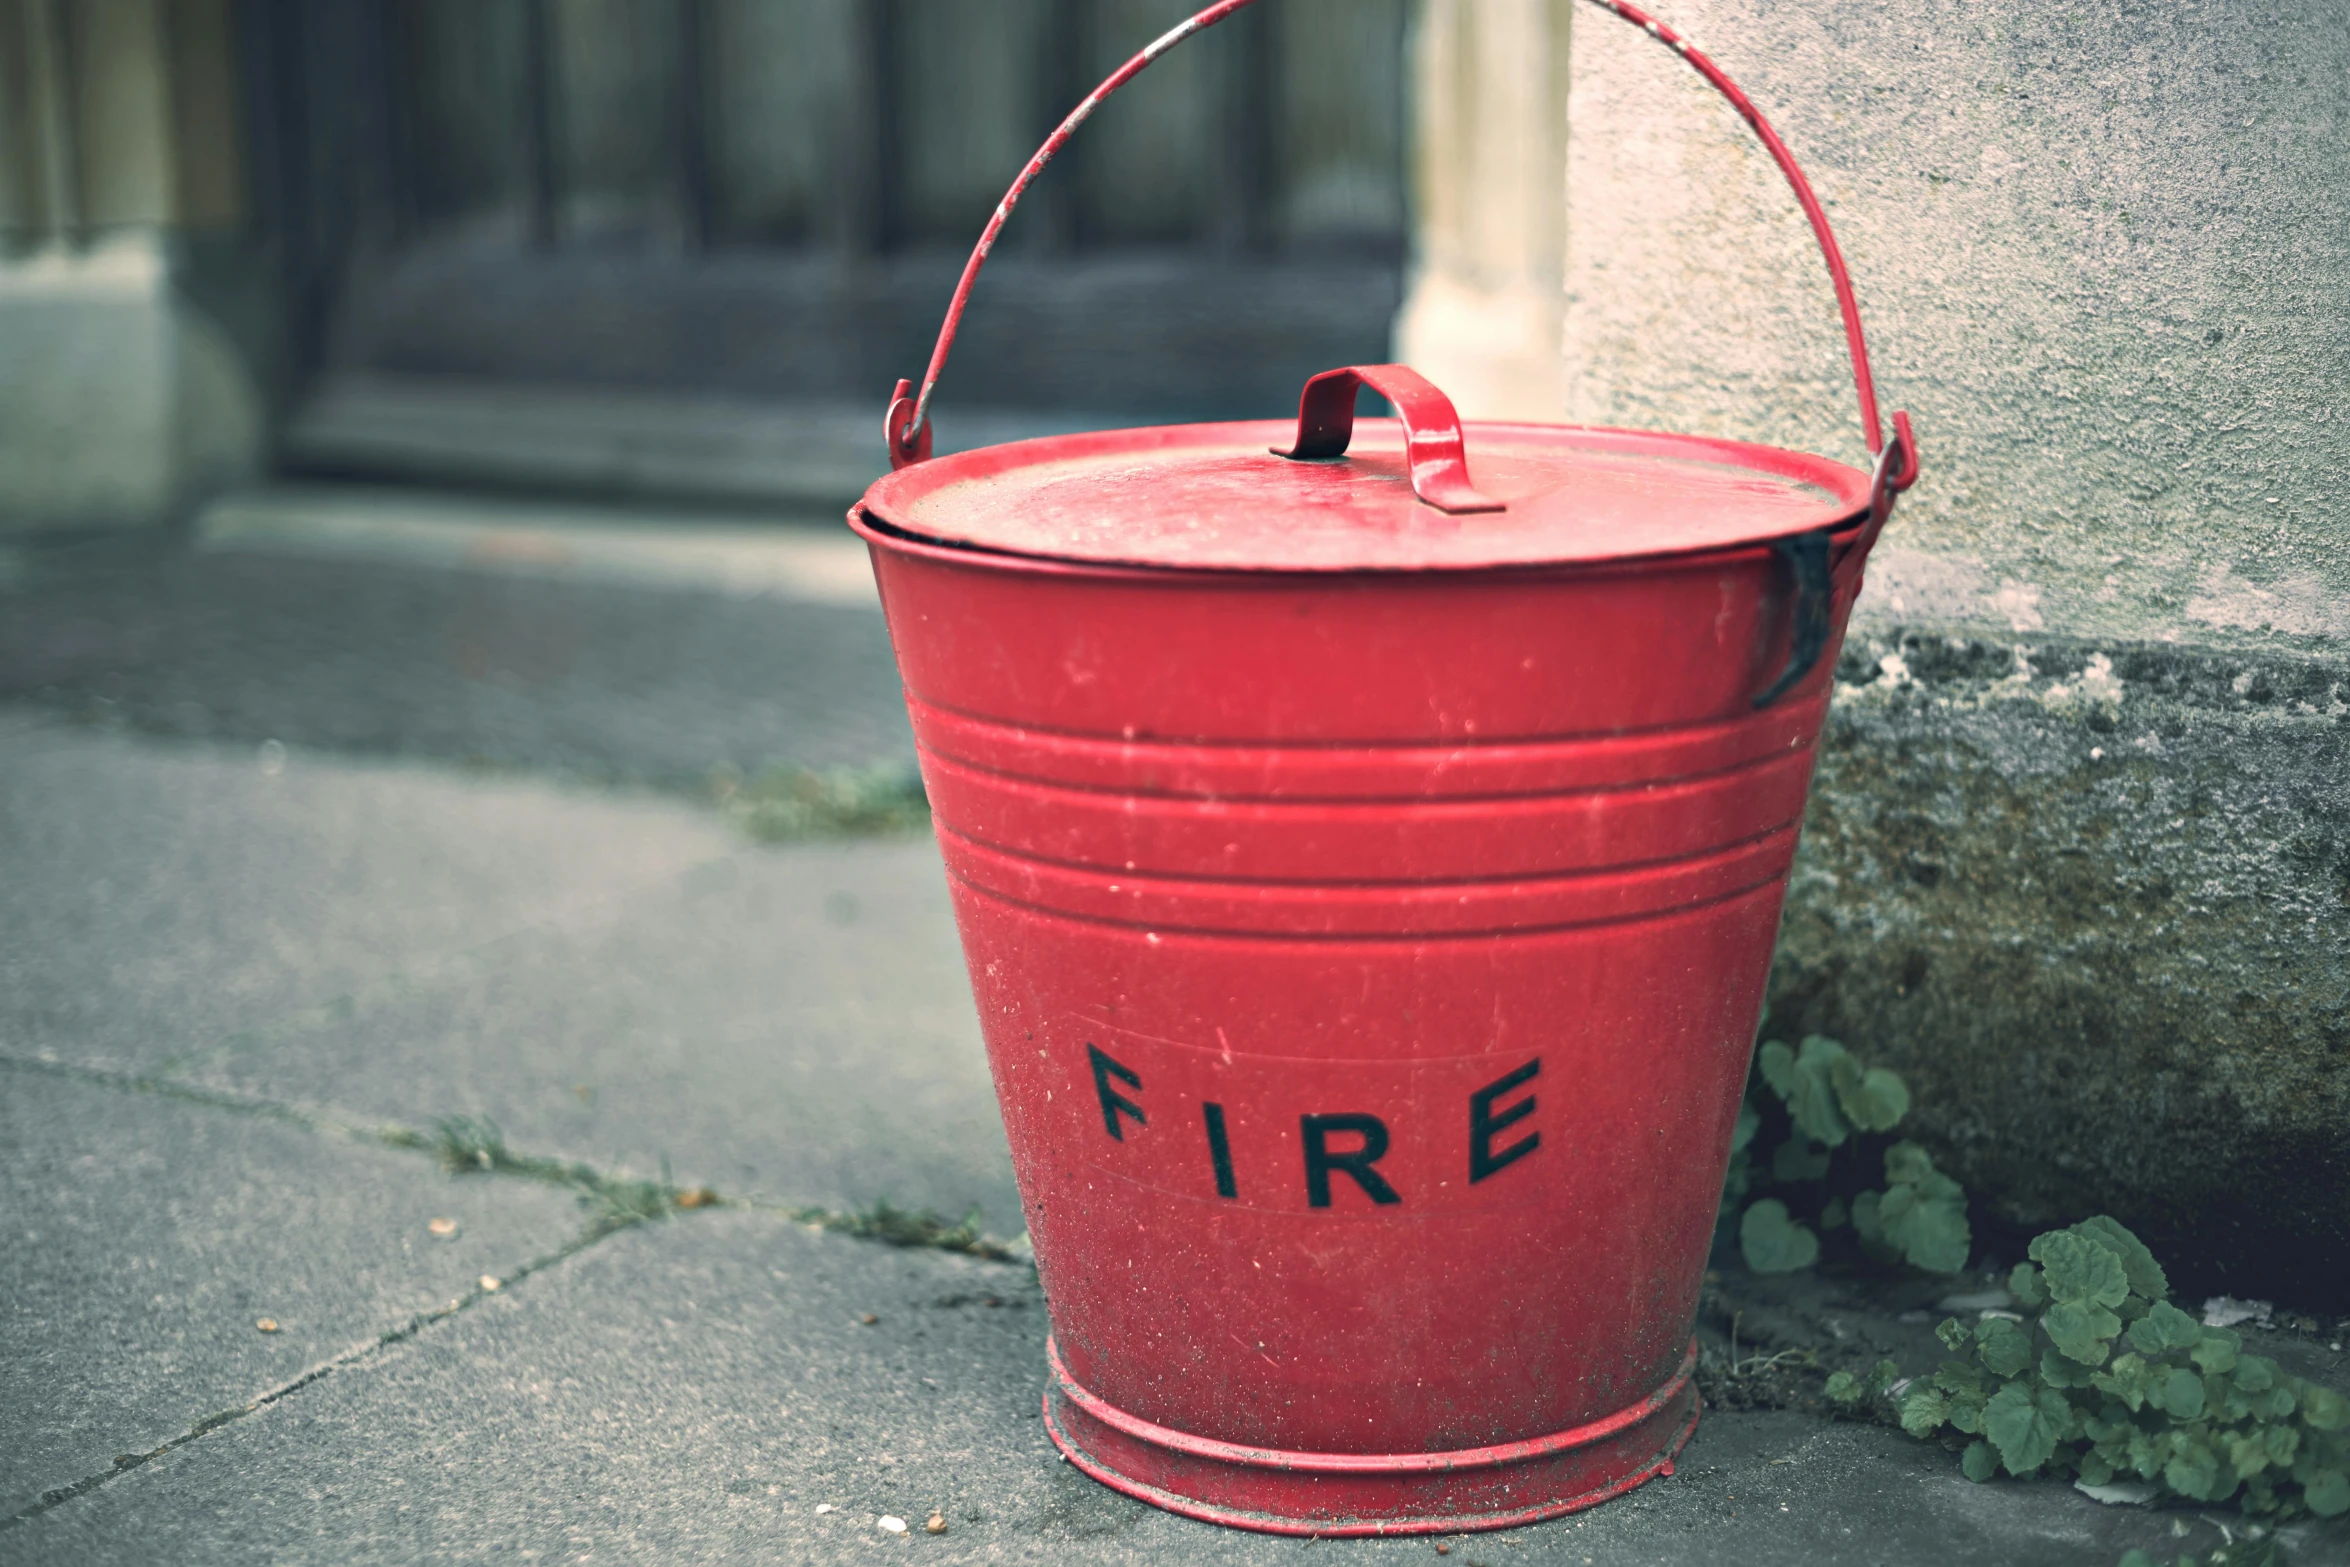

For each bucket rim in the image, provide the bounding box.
[849,501,1871,583]
[853,418,1872,579]
[1045,1333,1699,1475]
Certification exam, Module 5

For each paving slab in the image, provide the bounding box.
[187,834,1016,1231]
[15,1207,2339,1566]
[0,1067,587,1519]
[0,716,740,1074]
[0,710,1018,1239]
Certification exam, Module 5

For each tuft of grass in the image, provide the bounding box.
[801,1199,1011,1261]
[427,1116,720,1234]
[430,1115,514,1174]
[713,762,929,843]
[420,1120,1016,1262]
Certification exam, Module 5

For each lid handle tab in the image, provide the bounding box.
[1272,364,1504,516]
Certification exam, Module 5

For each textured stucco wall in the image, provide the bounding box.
[1562,0,2350,650]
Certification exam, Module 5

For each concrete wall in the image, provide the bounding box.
[0,0,264,530]
[1400,0,2349,1297]
[1558,0,2348,651]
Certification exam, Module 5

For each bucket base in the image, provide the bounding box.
[1041,1337,1699,1537]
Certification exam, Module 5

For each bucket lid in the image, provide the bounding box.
[860,366,1873,574]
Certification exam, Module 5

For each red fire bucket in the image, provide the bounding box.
[850,0,1918,1537]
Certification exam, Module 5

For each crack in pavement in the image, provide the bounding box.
[0,1053,1027,1258]
[2,1213,621,1530]
[0,1052,1029,1526]
[0,1053,713,1529]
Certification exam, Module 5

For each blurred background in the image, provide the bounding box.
[0,0,1410,518]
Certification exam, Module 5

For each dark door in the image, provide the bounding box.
[248,0,1407,458]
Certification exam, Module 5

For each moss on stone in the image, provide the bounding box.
[1770,631,2349,1301]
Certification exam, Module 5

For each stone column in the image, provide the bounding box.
[0,0,262,531]
[1391,0,1572,419]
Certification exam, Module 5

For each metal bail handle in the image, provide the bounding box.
[1272,365,1503,515]
[887,0,1922,513]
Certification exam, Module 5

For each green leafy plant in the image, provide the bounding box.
[1887,1215,2349,1520]
[1723,1034,1970,1276]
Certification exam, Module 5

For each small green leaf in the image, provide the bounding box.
[1870,1142,1971,1273]
[2230,1432,2276,1480]
[2084,1410,2129,1448]
[1818,1195,1849,1230]
[1984,1381,2061,1475]
[1934,1357,1984,1397]
[1865,1358,1902,1398]
[2127,1299,2202,1356]
[2306,1467,2350,1517]
[2092,1352,2158,1413]
[2302,1385,2350,1432]
[2192,1328,2241,1375]
[1961,1439,1998,1483]
[1975,1316,2033,1377]
[2164,1433,2227,1502]
[2008,1262,2048,1310]
[2236,1355,2277,1395]
[1779,1036,1854,1147]
[1882,1139,1938,1187]
[2077,1450,2114,1487]
[2260,1422,2299,1470]
[1739,1198,1820,1274]
[2029,1229,2130,1309]
[2040,1347,2099,1389]
[1948,1389,1987,1435]
[2066,1215,2168,1301]
[2036,1383,2077,1442]
[1899,1387,1951,1437]
[1825,1370,1861,1403]
[1756,1039,1798,1101]
[2045,1299,2124,1365]
[1828,1052,1911,1132]
[2151,1366,2207,1421]
[1935,1317,1970,1353]
[1895,1196,1972,1274]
